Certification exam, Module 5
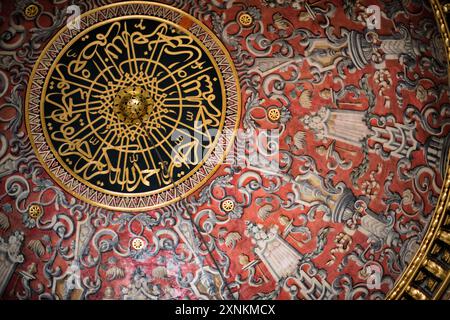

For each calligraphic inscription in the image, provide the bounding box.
[26,2,240,211]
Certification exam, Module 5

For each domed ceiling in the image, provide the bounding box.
[0,0,449,300]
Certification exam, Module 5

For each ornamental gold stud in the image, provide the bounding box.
[28,204,42,219]
[131,237,145,250]
[238,12,253,27]
[114,87,153,125]
[443,3,450,13]
[238,254,250,266]
[221,199,235,212]
[24,4,40,19]
[267,108,281,122]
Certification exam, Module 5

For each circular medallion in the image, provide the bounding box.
[28,204,42,219]
[131,237,146,250]
[220,199,235,212]
[238,12,254,27]
[267,107,281,122]
[26,2,240,212]
[24,3,40,19]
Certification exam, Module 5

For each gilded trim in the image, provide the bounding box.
[433,0,450,85]
[387,1,450,299]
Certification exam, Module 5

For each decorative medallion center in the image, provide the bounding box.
[26,2,240,211]
[114,87,153,125]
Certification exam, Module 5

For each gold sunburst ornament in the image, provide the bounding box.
[238,12,254,27]
[25,2,241,212]
[113,87,154,126]
[221,199,235,212]
[267,108,281,122]
[24,3,40,19]
[28,204,42,219]
[131,237,146,250]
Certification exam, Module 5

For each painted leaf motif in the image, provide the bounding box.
[0,212,9,230]
[106,265,125,281]
[257,204,273,221]
[224,232,242,248]
[28,239,45,258]
[152,266,167,279]
[299,90,312,108]
[293,131,306,150]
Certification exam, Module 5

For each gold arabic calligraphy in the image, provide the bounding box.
[43,18,225,194]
